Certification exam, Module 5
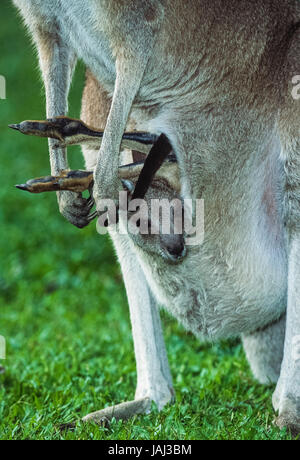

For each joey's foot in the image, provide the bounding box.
[58,189,97,229]
[82,398,152,426]
[16,170,94,194]
[9,117,100,146]
[9,117,157,152]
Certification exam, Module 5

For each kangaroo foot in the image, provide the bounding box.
[9,117,157,154]
[60,398,152,432]
[82,398,152,426]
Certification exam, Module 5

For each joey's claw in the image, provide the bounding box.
[87,211,98,222]
[58,190,97,229]
[87,197,95,211]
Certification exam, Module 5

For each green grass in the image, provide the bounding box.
[0,0,292,440]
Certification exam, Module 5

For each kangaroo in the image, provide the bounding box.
[12,0,300,433]
[77,71,290,428]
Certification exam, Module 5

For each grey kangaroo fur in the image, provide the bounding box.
[13,0,300,433]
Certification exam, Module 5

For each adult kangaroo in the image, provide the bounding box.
[12,0,300,433]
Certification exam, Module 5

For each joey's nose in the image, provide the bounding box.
[166,244,187,262]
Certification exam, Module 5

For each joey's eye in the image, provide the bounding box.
[136,219,141,228]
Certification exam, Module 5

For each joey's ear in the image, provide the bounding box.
[122,179,135,194]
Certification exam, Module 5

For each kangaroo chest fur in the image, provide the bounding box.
[17,0,293,115]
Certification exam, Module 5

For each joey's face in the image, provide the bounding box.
[121,179,187,264]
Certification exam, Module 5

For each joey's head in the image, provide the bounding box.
[119,160,187,264]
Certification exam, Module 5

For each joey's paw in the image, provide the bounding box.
[58,190,97,229]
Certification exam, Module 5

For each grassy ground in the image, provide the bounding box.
[0,1,292,440]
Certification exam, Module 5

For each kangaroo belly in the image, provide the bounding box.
[136,237,287,340]
[132,173,288,343]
